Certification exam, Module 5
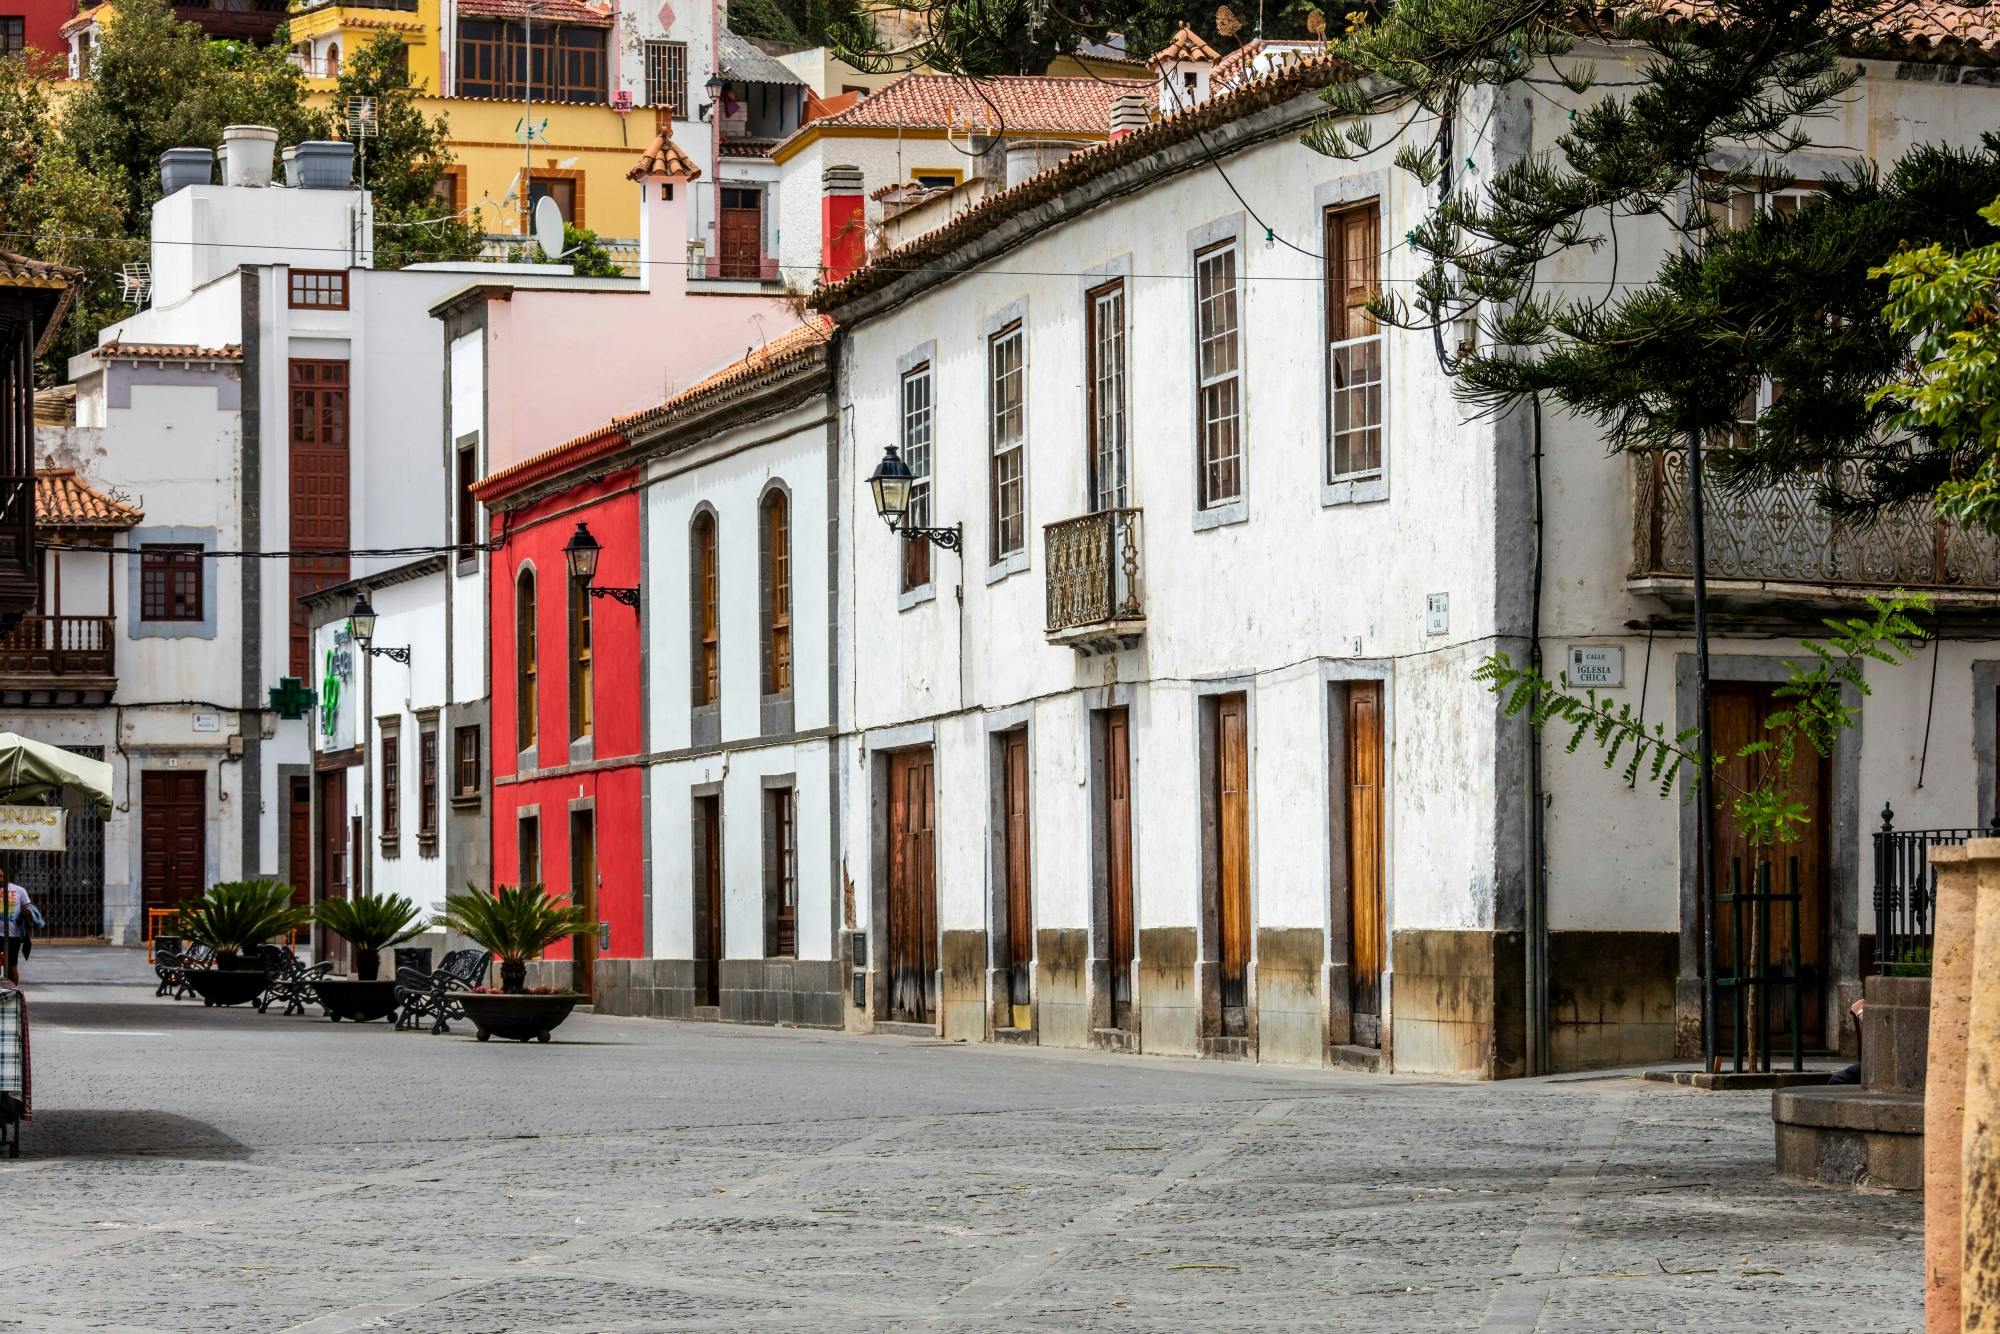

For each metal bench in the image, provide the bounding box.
[256,945,333,1017]
[155,941,214,1000]
[395,948,491,1034]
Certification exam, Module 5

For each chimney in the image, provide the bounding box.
[821,164,865,283]
[1109,93,1149,141]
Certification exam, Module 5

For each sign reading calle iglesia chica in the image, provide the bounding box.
[0,804,65,852]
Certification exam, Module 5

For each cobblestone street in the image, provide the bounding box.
[2,952,1920,1331]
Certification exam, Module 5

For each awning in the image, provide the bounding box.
[0,734,114,820]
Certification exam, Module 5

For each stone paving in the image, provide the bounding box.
[0,949,1921,1331]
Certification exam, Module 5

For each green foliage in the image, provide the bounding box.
[433,884,594,970]
[332,34,483,269]
[1869,197,2000,532]
[176,879,315,958]
[508,224,625,277]
[1477,594,1930,846]
[314,893,426,952]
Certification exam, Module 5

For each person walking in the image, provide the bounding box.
[0,866,39,984]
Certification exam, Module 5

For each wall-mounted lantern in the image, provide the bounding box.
[866,446,961,553]
[349,592,411,664]
[564,522,640,609]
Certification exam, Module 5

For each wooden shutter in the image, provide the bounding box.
[1346,682,1385,1017]
[1215,694,1251,1011]
[1003,730,1032,1004]
[288,359,350,678]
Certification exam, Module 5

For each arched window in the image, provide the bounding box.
[568,564,593,740]
[762,489,791,695]
[325,41,340,74]
[691,512,718,708]
[515,567,538,751]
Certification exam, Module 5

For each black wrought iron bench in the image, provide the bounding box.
[394,948,492,1034]
[255,945,333,1017]
[155,941,214,999]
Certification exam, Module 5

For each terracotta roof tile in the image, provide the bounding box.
[33,384,74,427]
[1150,24,1220,64]
[1211,38,1327,89]
[627,132,702,181]
[803,90,863,124]
[1614,0,2000,56]
[1,251,81,357]
[35,469,143,529]
[457,0,612,24]
[91,341,243,362]
[792,73,1154,138]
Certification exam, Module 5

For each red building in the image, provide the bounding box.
[473,428,644,997]
[8,0,74,63]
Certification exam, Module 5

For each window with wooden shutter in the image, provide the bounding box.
[1194,242,1243,507]
[692,512,718,707]
[765,785,796,958]
[453,724,482,799]
[1326,201,1383,480]
[517,812,541,888]
[568,572,593,740]
[988,323,1026,560]
[140,545,203,621]
[515,569,538,752]
[1087,281,1128,511]
[289,359,350,677]
[379,721,401,851]
[899,365,933,592]
[417,722,439,851]
[764,490,791,695]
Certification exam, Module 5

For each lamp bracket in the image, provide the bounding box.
[364,644,412,665]
[588,585,642,609]
[898,524,962,554]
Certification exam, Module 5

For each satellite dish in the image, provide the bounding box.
[532,195,566,260]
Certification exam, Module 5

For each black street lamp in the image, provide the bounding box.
[866,446,961,552]
[564,521,640,608]
[348,592,411,664]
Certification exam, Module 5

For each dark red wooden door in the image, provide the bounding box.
[1215,694,1251,1035]
[1346,682,1385,1040]
[1104,708,1135,1027]
[887,747,937,1023]
[140,770,205,914]
[1002,729,1032,1014]
[289,360,349,678]
[718,188,762,279]
[696,795,721,1007]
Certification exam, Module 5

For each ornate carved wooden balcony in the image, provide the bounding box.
[1631,451,2000,609]
[1044,508,1143,655]
[0,614,117,704]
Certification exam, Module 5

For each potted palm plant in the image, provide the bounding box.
[312,894,425,1023]
[176,880,314,1007]
[433,884,595,1043]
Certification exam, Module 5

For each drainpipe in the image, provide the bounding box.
[1526,394,1549,1076]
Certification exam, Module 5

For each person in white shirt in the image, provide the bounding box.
[0,866,36,983]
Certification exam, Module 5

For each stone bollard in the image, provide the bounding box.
[1929,845,1979,1332]
[1957,838,2000,1332]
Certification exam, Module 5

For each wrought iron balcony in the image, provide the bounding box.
[1631,450,2000,606]
[0,614,117,704]
[1044,507,1143,655]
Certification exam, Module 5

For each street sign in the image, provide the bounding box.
[1568,644,1626,687]
[1425,592,1449,636]
[0,805,64,852]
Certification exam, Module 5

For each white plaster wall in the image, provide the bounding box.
[447,330,489,694]
[355,571,452,916]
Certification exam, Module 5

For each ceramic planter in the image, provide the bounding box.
[454,992,581,1043]
[219,125,278,187]
[314,976,400,1024]
[291,141,355,190]
[184,967,270,1008]
[159,148,214,196]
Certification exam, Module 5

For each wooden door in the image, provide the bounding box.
[887,747,938,1023]
[1345,682,1386,1045]
[287,774,312,946]
[1214,694,1251,1036]
[718,187,762,279]
[1711,683,1829,1049]
[1002,730,1033,1019]
[695,795,721,1007]
[288,360,349,678]
[571,809,598,1001]
[1104,708,1136,1028]
[140,770,205,915]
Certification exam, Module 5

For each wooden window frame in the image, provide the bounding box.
[762,489,792,696]
[417,720,439,852]
[1326,200,1384,483]
[452,724,483,803]
[0,18,24,56]
[1194,240,1244,509]
[988,322,1026,562]
[288,358,351,678]
[515,568,538,754]
[521,167,586,232]
[378,719,402,852]
[517,811,541,889]
[643,39,687,117]
[454,437,479,560]
[456,18,606,105]
[139,544,203,622]
[691,512,719,708]
[764,784,796,958]
[288,269,349,310]
[1086,279,1128,511]
[899,364,933,593]
[568,570,593,741]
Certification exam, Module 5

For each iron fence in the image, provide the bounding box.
[1872,804,1990,974]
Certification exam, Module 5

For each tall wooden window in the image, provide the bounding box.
[763,490,792,695]
[988,323,1026,560]
[644,39,687,116]
[454,440,479,555]
[900,364,933,592]
[568,572,593,740]
[379,722,401,848]
[515,568,538,752]
[691,512,718,707]
[139,545,202,621]
[1087,280,1128,511]
[453,724,482,798]
[417,721,439,852]
[1195,241,1243,507]
[765,785,796,958]
[289,359,350,677]
[0,19,24,56]
[1327,201,1384,480]
[288,269,348,310]
[518,812,541,888]
[456,18,607,104]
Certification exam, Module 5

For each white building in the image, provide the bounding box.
[809,43,2000,1076]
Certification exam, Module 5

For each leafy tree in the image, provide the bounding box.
[331,34,483,268]
[508,223,626,276]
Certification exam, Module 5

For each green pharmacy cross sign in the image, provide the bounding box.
[267,676,317,721]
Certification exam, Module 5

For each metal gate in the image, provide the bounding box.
[12,745,106,939]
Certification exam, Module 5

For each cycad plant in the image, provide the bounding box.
[433,884,594,993]
[177,879,314,965]
[314,893,425,981]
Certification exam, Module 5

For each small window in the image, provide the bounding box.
[0,18,25,56]
[692,512,718,707]
[1087,280,1128,511]
[988,323,1026,561]
[454,440,479,556]
[1326,201,1383,481]
[518,812,541,888]
[765,786,796,958]
[764,490,792,695]
[288,269,348,310]
[899,365,933,592]
[418,723,439,850]
[140,545,202,622]
[516,568,538,753]
[379,722,401,849]
[568,571,593,740]
[1195,241,1243,508]
[643,39,687,116]
[453,724,482,799]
